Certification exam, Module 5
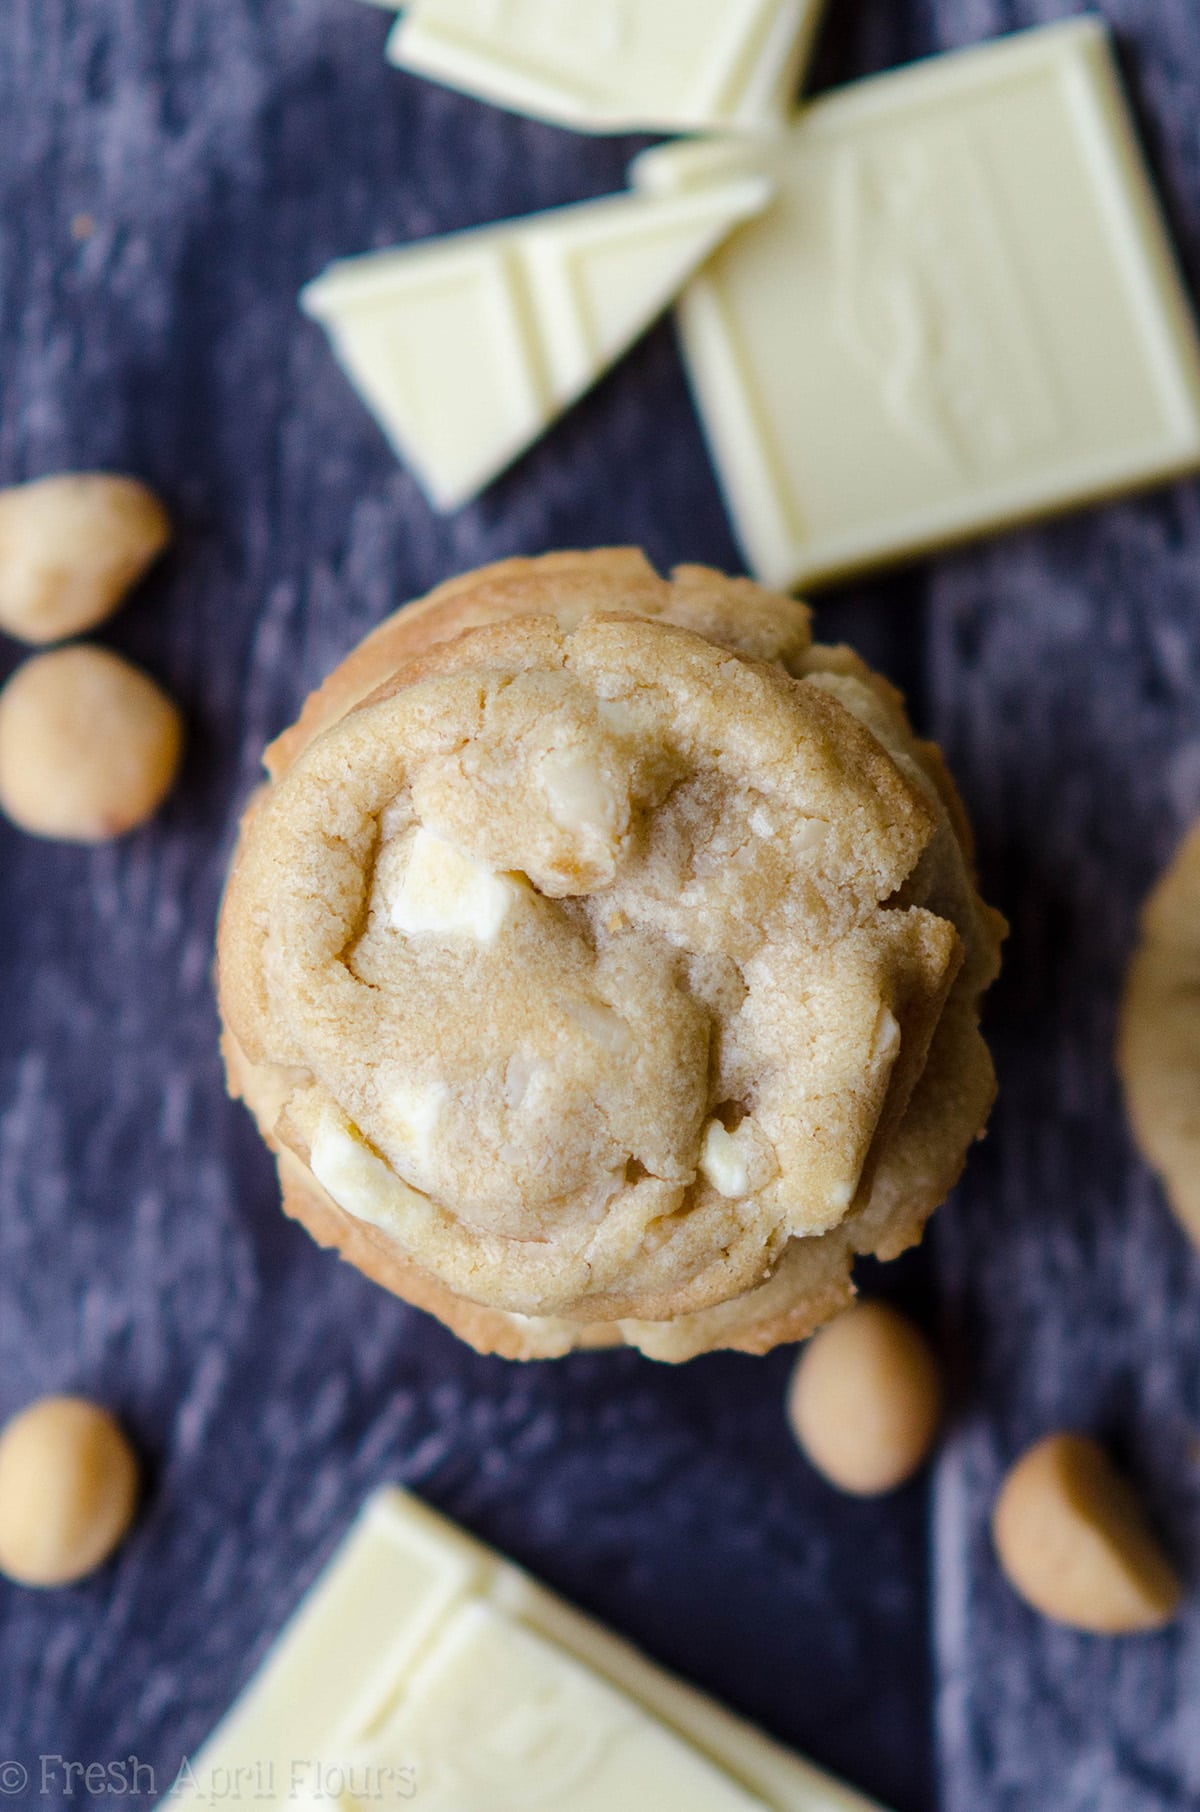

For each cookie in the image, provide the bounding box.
[1118,818,1200,1245]
[218,551,1004,1359]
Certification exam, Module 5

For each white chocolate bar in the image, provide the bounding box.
[167,1486,888,1811]
[633,19,1200,591]
[385,0,828,136]
[301,176,771,510]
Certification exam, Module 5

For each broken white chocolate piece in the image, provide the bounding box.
[385,0,828,136]
[308,1109,432,1238]
[300,177,772,510]
[387,826,524,944]
[539,746,623,843]
[171,1487,890,1811]
[700,1118,760,1197]
[701,1122,748,1196]
[634,19,1200,589]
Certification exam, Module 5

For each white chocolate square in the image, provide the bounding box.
[633,19,1200,590]
[385,0,828,136]
[360,1600,768,1811]
[301,177,770,510]
[171,1487,889,1812]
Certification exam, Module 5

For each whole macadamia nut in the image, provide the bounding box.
[0,644,183,841]
[0,473,170,645]
[786,1300,942,1496]
[992,1433,1181,1634]
[0,1396,140,1587]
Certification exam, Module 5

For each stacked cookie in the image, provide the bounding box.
[218,551,1003,1359]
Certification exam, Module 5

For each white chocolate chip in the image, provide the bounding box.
[538,747,622,841]
[871,1006,902,1070]
[388,827,524,945]
[698,1115,777,1198]
[700,1120,751,1196]
[790,818,829,854]
[310,1110,432,1235]
[563,997,633,1056]
[503,1053,537,1110]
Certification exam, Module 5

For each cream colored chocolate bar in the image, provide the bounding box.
[301,176,771,510]
[167,1487,887,1811]
[385,0,828,136]
[633,18,1200,591]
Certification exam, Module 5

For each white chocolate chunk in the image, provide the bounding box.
[633,19,1200,589]
[700,1120,752,1197]
[563,997,633,1057]
[870,1007,901,1073]
[386,0,828,136]
[388,827,524,945]
[539,746,622,841]
[699,1116,777,1198]
[300,177,771,510]
[309,1110,432,1239]
[174,1487,889,1812]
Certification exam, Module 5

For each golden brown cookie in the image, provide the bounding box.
[218,551,1004,1360]
[1118,819,1200,1245]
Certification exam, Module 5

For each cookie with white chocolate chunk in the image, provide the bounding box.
[217,550,1004,1360]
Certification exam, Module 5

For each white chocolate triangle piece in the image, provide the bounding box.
[300,176,772,510]
[385,0,828,135]
[172,1487,890,1812]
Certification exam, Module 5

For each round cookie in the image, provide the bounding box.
[218,551,1004,1360]
[1118,819,1200,1245]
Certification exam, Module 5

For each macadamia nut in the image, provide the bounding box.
[0,1396,140,1587]
[992,1433,1181,1634]
[0,473,170,645]
[786,1300,942,1495]
[0,644,183,842]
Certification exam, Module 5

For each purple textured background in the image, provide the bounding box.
[0,3,1197,1809]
